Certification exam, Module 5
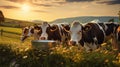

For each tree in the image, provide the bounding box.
[0,10,5,25]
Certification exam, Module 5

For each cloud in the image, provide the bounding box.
[0,5,19,9]
[97,0,120,5]
[65,0,95,2]
[6,0,120,5]
[30,0,62,7]
[32,3,54,7]
[32,10,48,13]
[52,1,66,5]
[6,0,57,7]
[64,0,120,5]
[6,0,27,3]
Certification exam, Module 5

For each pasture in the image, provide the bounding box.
[0,26,120,67]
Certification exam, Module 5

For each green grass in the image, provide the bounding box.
[0,18,41,28]
[0,26,32,50]
[0,26,22,35]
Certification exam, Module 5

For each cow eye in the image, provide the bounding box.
[77,31,81,34]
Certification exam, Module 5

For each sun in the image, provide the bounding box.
[21,4,30,12]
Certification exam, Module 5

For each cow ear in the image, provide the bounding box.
[62,25,70,32]
[30,28,34,34]
[83,25,91,31]
[34,24,38,29]
[50,25,58,32]
[62,24,70,30]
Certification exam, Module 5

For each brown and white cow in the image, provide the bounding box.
[67,21,105,51]
[21,25,41,42]
[38,22,70,44]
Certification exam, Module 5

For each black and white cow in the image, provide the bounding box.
[66,21,105,51]
[38,22,70,44]
[98,22,120,50]
[104,22,119,38]
[21,25,41,42]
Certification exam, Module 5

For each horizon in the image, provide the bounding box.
[4,16,120,22]
[5,16,119,22]
[0,0,120,21]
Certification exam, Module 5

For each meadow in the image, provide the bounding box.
[0,26,120,67]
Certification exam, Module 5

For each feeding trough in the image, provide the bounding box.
[31,40,56,50]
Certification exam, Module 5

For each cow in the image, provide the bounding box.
[38,22,70,44]
[91,20,120,50]
[66,21,105,51]
[98,22,120,50]
[21,25,41,42]
[113,25,120,51]
[116,26,120,41]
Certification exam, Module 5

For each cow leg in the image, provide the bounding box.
[90,43,97,51]
[111,36,120,52]
[77,44,84,50]
[84,43,92,52]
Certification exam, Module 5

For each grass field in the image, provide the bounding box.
[0,26,21,34]
[0,26,32,50]
[0,18,42,28]
[0,26,120,67]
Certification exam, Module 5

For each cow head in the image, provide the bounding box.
[21,25,41,42]
[69,21,83,45]
[39,22,58,40]
[21,26,34,42]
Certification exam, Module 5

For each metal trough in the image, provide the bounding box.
[31,40,56,50]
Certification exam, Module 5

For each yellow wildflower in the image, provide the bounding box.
[105,59,109,63]
[101,43,107,46]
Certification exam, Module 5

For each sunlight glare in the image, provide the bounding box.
[21,4,30,12]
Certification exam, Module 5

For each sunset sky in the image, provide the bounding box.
[0,0,120,21]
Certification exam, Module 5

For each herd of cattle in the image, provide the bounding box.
[21,20,120,51]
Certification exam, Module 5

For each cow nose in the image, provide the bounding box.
[40,37,46,40]
[69,41,76,46]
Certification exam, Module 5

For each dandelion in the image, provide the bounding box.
[116,57,119,59]
[118,53,120,57]
[19,49,24,52]
[104,51,108,54]
[23,55,28,59]
[101,43,107,47]
[105,59,109,63]
[2,49,6,52]
[25,47,29,51]
[113,49,118,51]
[61,62,63,65]
[119,59,120,63]
[112,60,117,64]
[94,48,100,52]
[36,57,40,60]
